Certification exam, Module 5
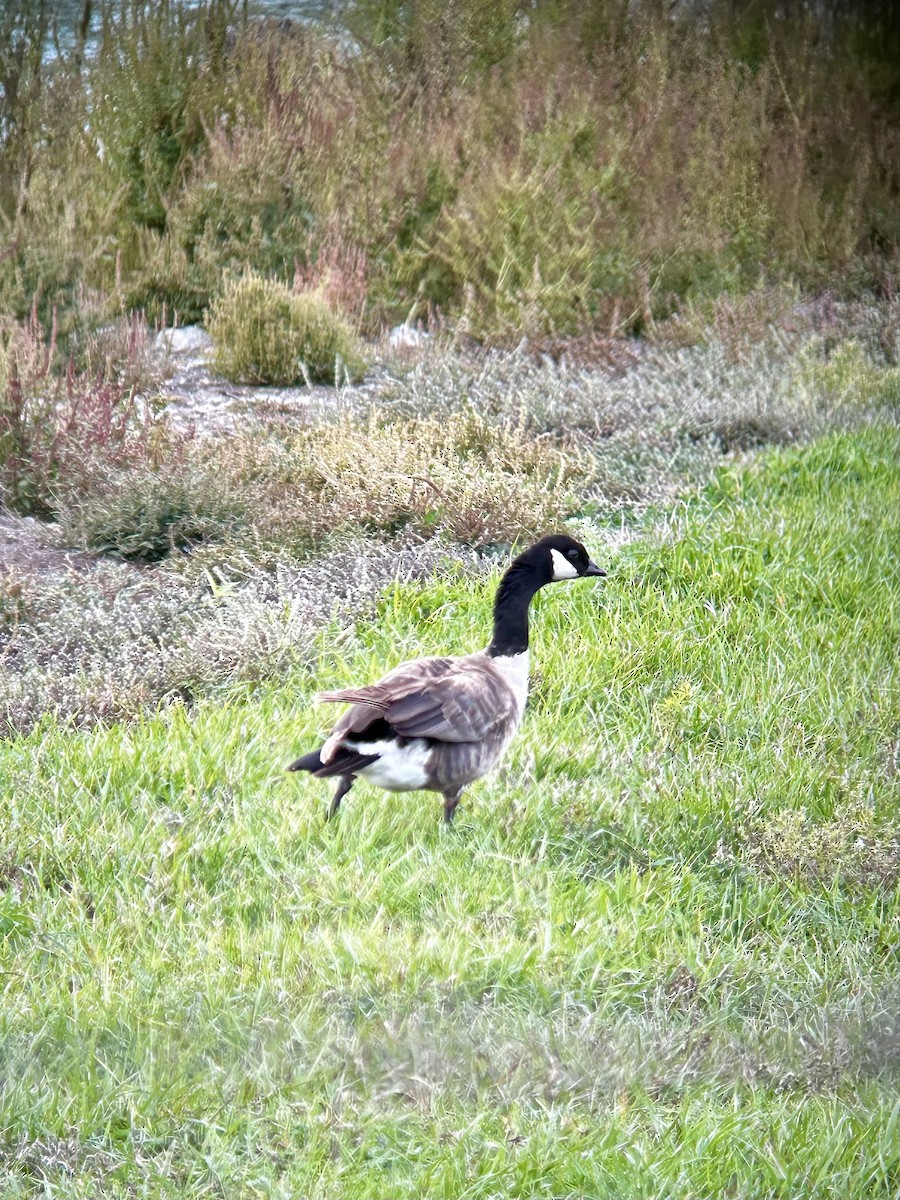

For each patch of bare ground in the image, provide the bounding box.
[155,324,408,433]
[0,509,120,581]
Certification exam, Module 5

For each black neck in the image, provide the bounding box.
[486,562,546,657]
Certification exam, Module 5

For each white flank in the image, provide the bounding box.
[352,738,432,792]
[549,548,579,581]
[488,649,530,714]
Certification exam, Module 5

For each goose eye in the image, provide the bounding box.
[566,547,580,561]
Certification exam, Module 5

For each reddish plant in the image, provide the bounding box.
[0,309,157,518]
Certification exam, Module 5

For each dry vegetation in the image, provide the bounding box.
[0,292,897,741]
[0,539,479,738]
[0,1,897,341]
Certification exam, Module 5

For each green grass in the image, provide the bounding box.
[1,424,898,1197]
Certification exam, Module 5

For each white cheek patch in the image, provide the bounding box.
[549,548,580,581]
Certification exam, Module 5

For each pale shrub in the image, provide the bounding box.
[240,410,596,550]
[0,541,477,737]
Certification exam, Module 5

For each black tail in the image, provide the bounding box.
[287,748,324,773]
[310,750,379,778]
[287,746,380,777]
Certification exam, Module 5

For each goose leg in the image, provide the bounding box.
[328,775,354,820]
[442,788,463,825]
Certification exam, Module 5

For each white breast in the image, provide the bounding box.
[487,649,530,715]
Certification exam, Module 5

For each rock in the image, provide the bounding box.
[387,324,430,350]
[156,326,213,356]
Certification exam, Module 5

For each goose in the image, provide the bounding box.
[287,534,606,823]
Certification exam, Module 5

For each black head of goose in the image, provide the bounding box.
[288,534,606,823]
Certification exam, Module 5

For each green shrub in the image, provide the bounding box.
[56,457,246,563]
[400,159,615,340]
[87,1,239,232]
[124,118,317,325]
[206,272,367,386]
[122,235,210,326]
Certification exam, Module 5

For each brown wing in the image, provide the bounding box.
[319,655,518,745]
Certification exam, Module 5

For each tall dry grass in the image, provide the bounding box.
[0,2,896,341]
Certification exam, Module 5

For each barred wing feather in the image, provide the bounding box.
[318,656,517,745]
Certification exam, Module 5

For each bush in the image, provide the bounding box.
[123,116,316,326]
[55,456,246,563]
[122,235,210,326]
[244,410,595,550]
[206,272,367,386]
[401,159,617,341]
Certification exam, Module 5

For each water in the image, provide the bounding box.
[38,0,341,63]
